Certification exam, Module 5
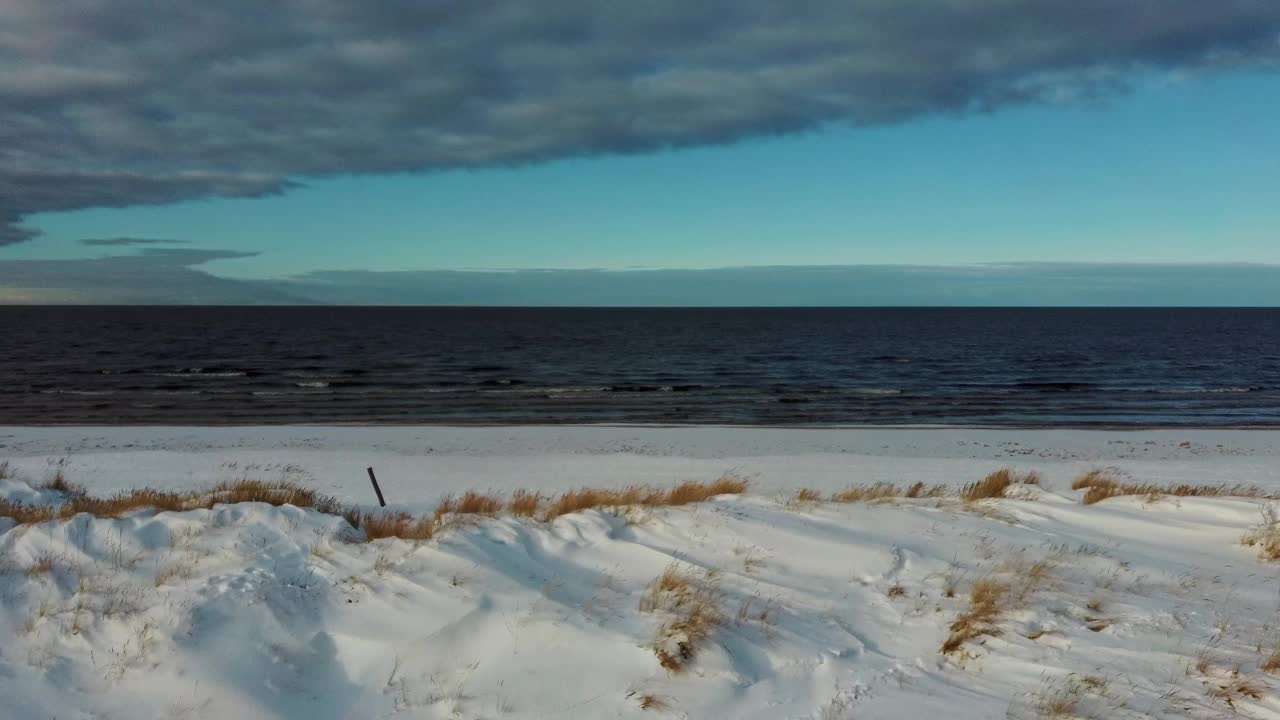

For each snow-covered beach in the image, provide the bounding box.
[4,426,1280,718]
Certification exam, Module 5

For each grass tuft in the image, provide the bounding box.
[792,488,822,503]
[543,474,748,521]
[1264,647,1280,675]
[1243,505,1280,561]
[24,552,60,577]
[641,564,724,673]
[1079,479,1270,506]
[941,577,1009,654]
[507,489,543,517]
[830,481,945,503]
[357,511,435,541]
[1073,467,1272,504]
[961,468,1039,502]
[1072,468,1121,491]
[435,491,504,520]
[41,466,85,497]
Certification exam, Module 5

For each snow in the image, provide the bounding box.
[3,426,1280,719]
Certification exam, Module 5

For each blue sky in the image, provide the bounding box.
[1,1,1278,304]
[10,70,1278,282]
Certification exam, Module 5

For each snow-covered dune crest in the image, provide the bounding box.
[5,460,1280,719]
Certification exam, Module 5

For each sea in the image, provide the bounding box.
[3,306,1278,427]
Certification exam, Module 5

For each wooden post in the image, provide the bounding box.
[367,466,387,507]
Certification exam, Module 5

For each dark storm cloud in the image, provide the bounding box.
[80,237,190,247]
[0,248,310,304]
[3,1,1279,244]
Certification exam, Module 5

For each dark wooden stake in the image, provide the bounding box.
[367,466,387,507]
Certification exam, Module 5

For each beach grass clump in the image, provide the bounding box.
[941,551,1058,656]
[961,468,1040,502]
[507,489,544,517]
[666,475,750,505]
[1072,468,1271,505]
[0,499,58,525]
[435,491,504,520]
[41,465,85,497]
[792,488,822,503]
[542,474,748,521]
[830,481,946,503]
[0,478,343,524]
[941,577,1010,655]
[356,511,435,541]
[1243,506,1280,562]
[640,563,724,672]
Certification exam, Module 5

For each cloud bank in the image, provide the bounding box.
[0,248,309,304]
[3,256,1278,306]
[2,1,1278,244]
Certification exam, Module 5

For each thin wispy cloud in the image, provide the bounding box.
[80,237,190,247]
[2,1,1278,245]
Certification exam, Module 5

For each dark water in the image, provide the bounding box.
[2,307,1279,426]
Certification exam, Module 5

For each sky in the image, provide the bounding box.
[1,1,1278,305]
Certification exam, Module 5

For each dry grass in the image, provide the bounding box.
[203,478,344,514]
[543,474,748,521]
[830,481,946,503]
[1031,674,1111,719]
[792,488,822,503]
[0,478,342,525]
[941,577,1009,654]
[507,489,543,517]
[357,511,435,541]
[2,472,749,547]
[435,491,504,520]
[1242,505,1280,561]
[637,694,668,711]
[1263,647,1280,675]
[1072,467,1273,505]
[941,551,1057,656]
[1081,480,1270,506]
[961,468,1039,502]
[24,552,59,577]
[1205,674,1264,710]
[0,499,57,525]
[41,467,85,497]
[640,564,724,673]
[1071,468,1122,491]
[154,558,197,586]
[667,476,750,505]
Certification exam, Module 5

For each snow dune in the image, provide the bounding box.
[3,426,1280,719]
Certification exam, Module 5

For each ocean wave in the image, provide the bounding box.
[607,384,702,393]
[1012,382,1096,392]
[154,371,248,378]
[1155,386,1261,394]
[295,381,330,389]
